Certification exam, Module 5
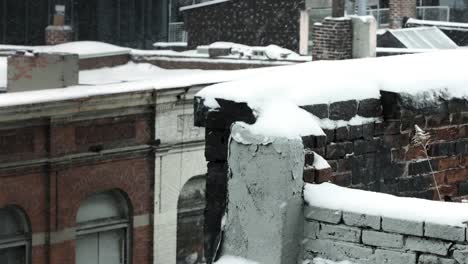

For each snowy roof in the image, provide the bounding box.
[0,57,6,90]
[198,49,468,139]
[376,47,435,54]
[153,42,188,48]
[387,27,458,49]
[180,0,231,12]
[0,41,131,59]
[305,183,468,227]
[0,62,265,108]
[406,18,468,29]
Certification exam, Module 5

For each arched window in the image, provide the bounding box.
[0,206,30,264]
[75,191,131,264]
[177,175,206,264]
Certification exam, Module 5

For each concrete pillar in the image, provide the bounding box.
[351,16,377,58]
[389,0,417,28]
[222,124,305,264]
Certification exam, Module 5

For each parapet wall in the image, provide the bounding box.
[302,91,468,202]
[303,205,468,263]
[194,90,468,263]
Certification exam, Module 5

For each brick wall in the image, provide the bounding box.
[301,92,468,202]
[79,54,131,70]
[389,0,417,28]
[194,98,255,263]
[0,112,154,264]
[182,0,305,52]
[303,205,468,263]
[311,18,353,61]
[194,90,468,259]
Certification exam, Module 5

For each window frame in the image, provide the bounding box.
[75,191,132,264]
[0,206,31,264]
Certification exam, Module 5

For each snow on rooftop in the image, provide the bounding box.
[0,41,131,59]
[79,61,226,85]
[214,255,258,264]
[0,64,264,108]
[38,41,131,58]
[305,183,468,227]
[0,57,6,89]
[311,258,356,264]
[407,18,468,29]
[153,42,188,48]
[233,101,326,140]
[198,49,468,139]
[180,0,231,12]
[387,27,458,50]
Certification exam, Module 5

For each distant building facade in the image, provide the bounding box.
[0,0,170,48]
[0,91,155,264]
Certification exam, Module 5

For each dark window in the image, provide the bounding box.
[0,206,30,264]
[76,191,131,264]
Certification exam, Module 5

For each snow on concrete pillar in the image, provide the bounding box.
[222,123,304,264]
[389,0,416,28]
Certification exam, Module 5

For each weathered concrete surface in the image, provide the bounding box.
[343,212,380,230]
[319,223,361,243]
[362,230,404,249]
[382,217,424,236]
[405,236,452,256]
[350,15,377,58]
[7,52,78,92]
[424,222,465,242]
[223,123,305,264]
[305,206,342,224]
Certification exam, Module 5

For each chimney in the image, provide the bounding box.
[7,52,79,93]
[389,0,417,28]
[45,5,73,45]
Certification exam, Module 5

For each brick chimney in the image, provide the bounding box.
[389,0,417,28]
[45,5,73,45]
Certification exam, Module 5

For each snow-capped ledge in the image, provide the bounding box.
[198,49,468,140]
[305,183,468,227]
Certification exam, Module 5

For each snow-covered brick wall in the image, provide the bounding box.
[195,50,468,263]
[303,183,468,264]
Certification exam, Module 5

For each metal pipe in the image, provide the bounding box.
[358,0,368,15]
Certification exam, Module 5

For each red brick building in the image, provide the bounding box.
[0,90,155,264]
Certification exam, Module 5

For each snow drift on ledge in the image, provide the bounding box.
[198,49,468,139]
[305,183,468,227]
[214,255,353,264]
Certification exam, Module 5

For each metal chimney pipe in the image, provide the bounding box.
[357,0,368,15]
